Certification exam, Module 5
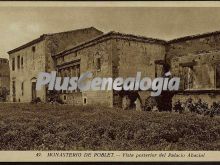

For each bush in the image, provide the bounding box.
[31,97,41,104]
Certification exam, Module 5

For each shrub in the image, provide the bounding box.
[0,103,219,150]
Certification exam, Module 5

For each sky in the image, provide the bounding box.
[1,7,220,59]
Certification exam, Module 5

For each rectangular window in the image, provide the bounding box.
[12,81,16,95]
[17,56,20,69]
[96,58,101,71]
[21,82,24,96]
[12,58,15,71]
[216,64,220,88]
[21,57,23,68]
[32,46,36,52]
[76,64,80,92]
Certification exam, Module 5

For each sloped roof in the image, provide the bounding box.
[168,30,220,44]
[8,26,220,56]
[54,31,167,57]
[8,27,102,54]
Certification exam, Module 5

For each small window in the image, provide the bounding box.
[17,56,20,69]
[96,58,101,71]
[12,81,16,96]
[12,58,15,71]
[83,97,87,105]
[21,57,23,68]
[32,46,36,52]
[21,82,24,96]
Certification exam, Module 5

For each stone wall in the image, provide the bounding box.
[9,40,47,102]
[80,39,113,107]
[0,58,10,90]
[8,27,103,103]
[0,58,10,101]
[56,39,114,107]
[113,39,166,78]
[61,92,83,105]
[170,51,220,90]
[168,34,220,108]
[45,27,103,72]
[56,36,166,108]
[112,39,166,106]
[167,33,220,63]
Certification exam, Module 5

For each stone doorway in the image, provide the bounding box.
[31,77,37,101]
[31,82,36,100]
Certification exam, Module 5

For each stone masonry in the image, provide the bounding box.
[8,27,103,102]
[7,28,220,108]
[0,58,10,101]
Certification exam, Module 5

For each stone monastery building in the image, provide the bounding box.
[8,27,102,103]
[7,27,220,108]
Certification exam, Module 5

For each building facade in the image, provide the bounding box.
[7,27,220,108]
[8,27,103,102]
[167,32,220,106]
[0,58,10,101]
[54,32,166,107]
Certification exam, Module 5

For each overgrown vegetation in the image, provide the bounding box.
[0,103,219,150]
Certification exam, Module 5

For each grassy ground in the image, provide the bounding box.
[0,103,219,150]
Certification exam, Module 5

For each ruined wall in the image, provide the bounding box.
[171,52,220,90]
[167,34,220,63]
[9,40,47,102]
[167,34,220,106]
